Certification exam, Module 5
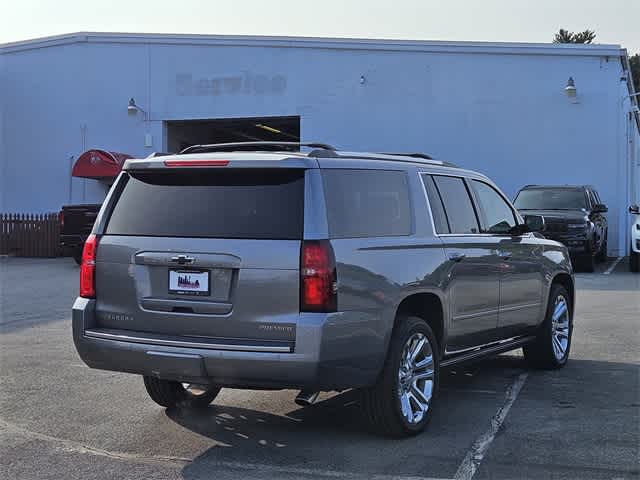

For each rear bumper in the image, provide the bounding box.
[72,298,385,391]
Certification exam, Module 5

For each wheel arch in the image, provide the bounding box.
[550,272,575,315]
[393,292,445,358]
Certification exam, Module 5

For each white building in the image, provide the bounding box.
[0,32,638,255]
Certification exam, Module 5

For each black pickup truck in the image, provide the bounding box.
[59,204,101,264]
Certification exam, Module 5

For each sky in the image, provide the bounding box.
[1,0,638,53]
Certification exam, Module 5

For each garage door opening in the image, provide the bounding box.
[166,116,300,153]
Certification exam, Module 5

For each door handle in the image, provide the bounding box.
[497,250,512,260]
[448,252,466,262]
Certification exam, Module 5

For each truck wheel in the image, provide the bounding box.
[596,236,607,263]
[143,376,220,409]
[523,284,572,369]
[578,252,595,272]
[361,316,439,437]
[630,252,640,273]
[72,248,83,265]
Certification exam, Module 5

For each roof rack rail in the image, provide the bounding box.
[378,152,434,160]
[179,141,336,155]
[311,149,458,167]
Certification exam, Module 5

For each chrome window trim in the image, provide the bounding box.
[418,172,530,239]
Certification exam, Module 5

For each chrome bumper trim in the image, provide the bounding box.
[84,329,292,353]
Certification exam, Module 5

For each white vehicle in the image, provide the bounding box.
[630,205,640,272]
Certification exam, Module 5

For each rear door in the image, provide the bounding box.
[93,167,306,352]
[423,174,501,352]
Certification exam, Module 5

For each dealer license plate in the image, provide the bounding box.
[168,269,210,296]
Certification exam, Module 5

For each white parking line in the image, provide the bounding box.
[603,256,623,275]
[452,372,529,480]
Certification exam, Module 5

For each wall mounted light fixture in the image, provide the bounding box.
[565,77,577,100]
[127,98,148,120]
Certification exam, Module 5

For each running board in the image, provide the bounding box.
[440,336,536,368]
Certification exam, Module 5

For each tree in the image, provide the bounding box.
[630,54,640,94]
[553,29,596,44]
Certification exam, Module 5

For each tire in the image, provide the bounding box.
[631,252,640,273]
[523,284,572,369]
[361,316,439,437]
[578,252,595,273]
[72,248,83,265]
[143,376,221,409]
[596,236,608,263]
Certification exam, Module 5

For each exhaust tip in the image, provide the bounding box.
[295,390,320,407]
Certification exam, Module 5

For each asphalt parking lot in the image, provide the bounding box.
[1,257,638,480]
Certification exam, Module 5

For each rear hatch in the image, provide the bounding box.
[93,167,305,352]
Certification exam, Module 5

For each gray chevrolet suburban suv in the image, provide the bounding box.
[73,142,575,437]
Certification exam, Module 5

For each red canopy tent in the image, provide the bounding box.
[71,150,133,179]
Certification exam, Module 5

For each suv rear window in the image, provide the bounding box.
[105,169,304,239]
[322,169,411,238]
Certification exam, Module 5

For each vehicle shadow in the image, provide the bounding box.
[170,354,536,479]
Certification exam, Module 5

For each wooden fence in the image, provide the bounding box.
[0,213,62,257]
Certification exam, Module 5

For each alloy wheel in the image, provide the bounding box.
[397,333,435,424]
[551,295,570,361]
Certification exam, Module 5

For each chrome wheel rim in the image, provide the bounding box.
[551,295,570,361]
[397,332,435,424]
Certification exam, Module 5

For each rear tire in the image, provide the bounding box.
[523,284,572,369]
[143,376,220,408]
[361,316,439,437]
[630,252,640,273]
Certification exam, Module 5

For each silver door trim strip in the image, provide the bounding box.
[499,302,542,313]
[452,308,500,321]
[84,330,292,353]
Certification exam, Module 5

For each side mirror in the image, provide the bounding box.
[592,203,608,214]
[629,204,640,214]
[524,214,545,233]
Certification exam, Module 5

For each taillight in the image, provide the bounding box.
[80,234,98,298]
[58,210,64,227]
[300,240,337,312]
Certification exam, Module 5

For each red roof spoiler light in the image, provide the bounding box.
[164,159,230,167]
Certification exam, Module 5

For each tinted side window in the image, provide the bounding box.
[471,180,517,234]
[432,176,479,234]
[322,169,411,238]
[422,174,450,233]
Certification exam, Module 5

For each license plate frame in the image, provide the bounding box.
[168,269,210,296]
